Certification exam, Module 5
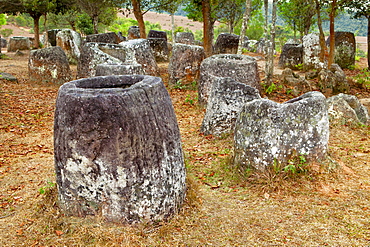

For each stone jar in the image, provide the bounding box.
[54,75,186,223]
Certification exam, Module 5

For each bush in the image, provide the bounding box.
[0,29,13,37]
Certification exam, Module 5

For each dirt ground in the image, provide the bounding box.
[0,44,370,246]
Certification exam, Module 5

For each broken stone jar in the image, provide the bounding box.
[54,75,186,224]
[234,91,329,171]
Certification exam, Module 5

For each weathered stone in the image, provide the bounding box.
[234,91,329,171]
[0,72,18,82]
[47,29,62,46]
[119,39,159,76]
[117,32,126,42]
[95,63,144,76]
[214,33,240,54]
[86,32,121,44]
[278,43,303,69]
[1,37,7,48]
[245,39,258,52]
[256,38,266,54]
[198,54,261,107]
[77,42,125,78]
[168,43,205,85]
[318,63,349,94]
[303,33,324,70]
[326,32,356,69]
[148,30,167,41]
[327,93,370,126]
[56,29,82,64]
[281,68,312,96]
[128,26,140,40]
[7,36,31,52]
[78,40,159,78]
[15,50,25,56]
[175,32,195,45]
[148,38,169,62]
[54,75,186,224]
[201,77,261,136]
[28,46,72,84]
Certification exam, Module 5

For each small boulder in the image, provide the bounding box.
[29,46,72,84]
[327,93,370,126]
[0,72,18,82]
[128,26,141,40]
[318,63,349,94]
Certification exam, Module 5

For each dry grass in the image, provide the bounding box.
[1,52,370,246]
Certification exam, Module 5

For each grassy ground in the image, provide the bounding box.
[0,52,370,246]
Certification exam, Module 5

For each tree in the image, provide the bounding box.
[314,0,327,63]
[76,0,124,34]
[237,0,252,55]
[202,0,213,57]
[265,0,277,86]
[125,0,178,38]
[345,0,370,69]
[278,0,316,40]
[0,0,74,48]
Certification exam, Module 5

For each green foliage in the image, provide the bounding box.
[108,18,138,35]
[0,13,6,27]
[185,94,195,105]
[76,13,94,35]
[234,9,264,40]
[7,14,34,27]
[108,18,162,37]
[0,29,12,37]
[294,63,304,71]
[39,181,56,195]
[352,69,370,89]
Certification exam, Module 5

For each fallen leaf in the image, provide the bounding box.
[55,230,63,236]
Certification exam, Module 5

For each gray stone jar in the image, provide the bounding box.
[54,75,186,223]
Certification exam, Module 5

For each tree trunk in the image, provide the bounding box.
[368,17,370,70]
[171,13,175,44]
[33,15,41,49]
[328,0,337,68]
[202,0,213,57]
[132,0,146,38]
[43,13,49,48]
[237,0,252,55]
[315,0,326,63]
[265,0,277,86]
[93,14,99,34]
[263,0,268,45]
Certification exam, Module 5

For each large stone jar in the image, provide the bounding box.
[54,75,186,223]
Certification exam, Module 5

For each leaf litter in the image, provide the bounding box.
[0,52,369,246]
